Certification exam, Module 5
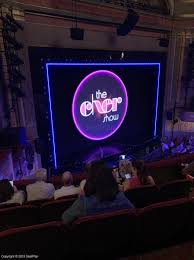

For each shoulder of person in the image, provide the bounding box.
[47,182,55,188]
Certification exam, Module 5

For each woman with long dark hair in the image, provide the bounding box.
[62,161,134,224]
[123,160,155,191]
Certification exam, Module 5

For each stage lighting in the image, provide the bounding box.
[120,52,124,60]
[4,34,23,50]
[6,14,24,31]
[117,9,139,36]
[11,69,26,81]
[70,28,84,40]
[158,38,169,47]
[7,53,24,65]
[9,84,25,97]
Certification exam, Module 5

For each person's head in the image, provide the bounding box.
[182,161,194,176]
[119,159,133,175]
[84,162,92,178]
[62,171,73,186]
[0,179,14,203]
[95,167,119,202]
[35,168,47,182]
[84,160,118,200]
[84,160,106,196]
[161,136,168,144]
[132,160,148,184]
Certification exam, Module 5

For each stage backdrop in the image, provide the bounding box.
[29,48,166,168]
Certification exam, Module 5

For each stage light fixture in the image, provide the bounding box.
[4,34,23,50]
[9,83,25,97]
[12,86,25,97]
[3,24,18,33]
[158,38,169,47]
[70,28,84,40]
[117,9,139,36]
[8,53,24,65]
[11,68,26,81]
[120,52,125,60]
[6,14,24,31]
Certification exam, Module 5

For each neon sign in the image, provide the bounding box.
[72,70,128,140]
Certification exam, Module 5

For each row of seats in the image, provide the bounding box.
[125,178,191,207]
[13,153,194,191]
[0,178,191,231]
[1,197,194,258]
[0,197,75,231]
[1,178,191,209]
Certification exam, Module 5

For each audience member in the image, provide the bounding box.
[79,163,92,193]
[0,179,25,205]
[182,161,194,182]
[62,161,134,224]
[171,137,187,155]
[26,168,55,201]
[54,171,80,199]
[123,160,155,191]
[119,159,133,179]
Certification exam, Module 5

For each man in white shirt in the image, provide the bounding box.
[26,168,55,201]
[54,171,80,200]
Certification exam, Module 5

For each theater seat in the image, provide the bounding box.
[56,194,78,200]
[148,165,183,185]
[25,198,53,206]
[137,198,194,251]
[0,221,65,258]
[70,209,137,257]
[125,185,159,208]
[0,203,20,209]
[40,198,76,222]
[159,179,191,202]
[0,205,39,231]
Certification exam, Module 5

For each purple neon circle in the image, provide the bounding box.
[72,70,128,141]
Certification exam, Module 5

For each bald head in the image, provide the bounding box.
[35,168,47,182]
[62,171,73,186]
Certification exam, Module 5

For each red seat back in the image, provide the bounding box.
[0,221,65,258]
[0,205,39,231]
[137,198,194,251]
[71,209,137,257]
[159,179,191,202]
[0,203,20,209]
[125,185,159,207]
[24,198,53,206]
[56,194,78,200]
[40,198,76,222]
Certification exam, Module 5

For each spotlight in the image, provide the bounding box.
[9,84,25,97]
[0,16,10,24]
[11,69,26,81]
[120,52,124,60]
[7,53,24,65]
[3,24,18,33]
[6,14,24,31]
[70,28,84,40]
[4,34,23,50]
[117,9,139,36]
[158,38,169,47]
[1,17,18,32]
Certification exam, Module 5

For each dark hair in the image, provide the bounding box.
[95,167,119,201]
[0,179,14,203]
[132,160,149,185]
[84,161,106,197]
[84,160,119,201]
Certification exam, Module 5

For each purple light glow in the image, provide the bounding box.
[72,70,128,141]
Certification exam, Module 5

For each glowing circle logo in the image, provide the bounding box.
[72,70,128,140]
